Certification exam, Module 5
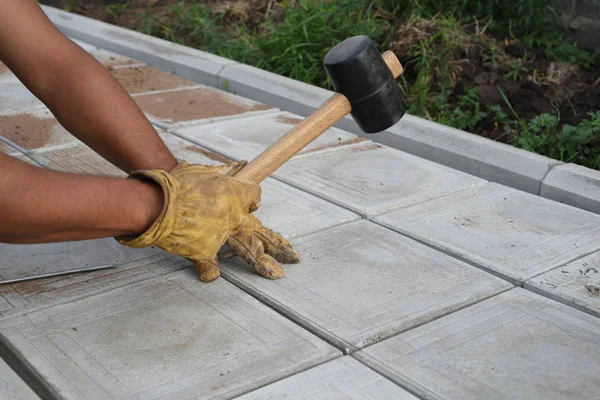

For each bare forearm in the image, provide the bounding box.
[37,44,178,173]
[0,154,162,244]
[0,1,177,173]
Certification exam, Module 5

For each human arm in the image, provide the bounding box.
[0,0,177,173]
[0,153,163,244]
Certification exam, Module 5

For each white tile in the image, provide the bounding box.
[525,251,600,317]
[0,357,40,399]
[276,143,485,217]
[356,288,600,400]
[174,111,363,162]
[237,356,418,400]
[374,182,600,283]
[0,269,340,399]
[222,220,512,352]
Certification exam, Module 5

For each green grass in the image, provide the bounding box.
[97,0,599,169]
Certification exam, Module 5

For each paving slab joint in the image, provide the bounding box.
[0,333,57,399]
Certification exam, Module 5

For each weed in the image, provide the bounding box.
[105,2,130,18]
[251,0,388,89]
[512,112,600,168]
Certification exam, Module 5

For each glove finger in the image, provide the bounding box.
[248,217,301,264]
[227,231,285,279]
[194,257,221,282]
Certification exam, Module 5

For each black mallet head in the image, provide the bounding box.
[323,35,407,134]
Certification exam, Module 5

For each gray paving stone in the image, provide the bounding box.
[0,108,80,153]
[0,61,18,85]
[0,357,40,399]
[0,239,157,283]
[0,140,21,157]
[0,84,44,116]
[44,7,237,87]
[276,143,485,217]
[381,116,561,195]
[0,253,187,321]
[173,111,364,163]
[374,182,600,284]
[0,268,341,399]
[236,356,418,400]
[221,220,512,353]
[524,251,600,318]
[253,179,359,240]
[30,144,127,177]
[132,87,274,129]
[541,163,600,214]
[355,288,600,400]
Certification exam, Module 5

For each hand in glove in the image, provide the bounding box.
[116,161,300,281]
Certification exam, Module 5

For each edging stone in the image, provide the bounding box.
[41,5,235,87]
[541,163,600,214]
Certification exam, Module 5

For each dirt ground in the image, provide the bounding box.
[41,0,599,144]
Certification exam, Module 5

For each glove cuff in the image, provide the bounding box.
[115,168,178,248]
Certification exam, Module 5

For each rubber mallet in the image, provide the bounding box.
[233,35,407,183]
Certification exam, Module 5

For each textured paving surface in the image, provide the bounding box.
[222,221,512,352]
[0,357,41,399]
[237,356,418,400]
[525,251,600,317]
[356,288,600,400]
[375,182,600,283]
[0,270,340,399]
[2,34,600,399]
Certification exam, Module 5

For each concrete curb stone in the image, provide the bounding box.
[541,163,600,214]
[41,5,600,212]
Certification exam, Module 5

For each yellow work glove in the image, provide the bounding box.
[116,161,300,281]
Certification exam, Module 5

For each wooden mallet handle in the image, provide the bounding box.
[234,51,403,183]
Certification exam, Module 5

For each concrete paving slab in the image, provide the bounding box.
[10,154,41,166]
[173,111,365,163]
[355,288,600,400]
[109,65,199,95]
[237,356,418,400]
[374,182,600,283]
[252,179,360,240]
[382,116,561,195]
[221,220,512,353]
[0,61,18,85]
[541,163,600,214]
[71,39,140,68]
[0,357,40,400]
[0,83,44,116]
[275,143,485,217]
[0,252,186,321]
[525,251,600,318]
[0,108,80,152]
[132,87,274,128]
[160,131,360,239]
[44,7,237,87]
[31,144,126,177]
[0,239,157,284]
[0,268,341,399]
